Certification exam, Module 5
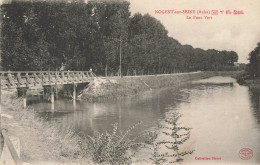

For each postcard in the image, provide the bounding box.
[0,0,259,164]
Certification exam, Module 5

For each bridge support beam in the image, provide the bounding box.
[73,84,77,101]
[72,84,77,109]
[21,88,27,109]
[51,103,54,112]
[23,97,26,109]
[50,87,54,104]
[55,85,58,99]
[73,85,76,101]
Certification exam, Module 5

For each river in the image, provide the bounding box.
[30,76,260,164]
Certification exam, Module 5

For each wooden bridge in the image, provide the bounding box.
[0,71,95,89]
[0,71,96,164]
[0,70,96,108]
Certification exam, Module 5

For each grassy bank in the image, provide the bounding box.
[243,78,260,90]
[80,71,243,101]
[1,90,93,165]
[236,71,260,90]
[1,93,146,165]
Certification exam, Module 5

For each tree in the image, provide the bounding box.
[248,42,260,77]
[0,0,240,74]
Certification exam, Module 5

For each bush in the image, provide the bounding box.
[82,122,142,165]
[142,112,194,164]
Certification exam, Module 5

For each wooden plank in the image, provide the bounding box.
[0,71,95,89]
[1,129,22,165]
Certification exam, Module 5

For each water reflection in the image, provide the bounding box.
[249,89,260,125]
[30,76,260,164]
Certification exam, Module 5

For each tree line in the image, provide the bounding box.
[0,0,239,76]
[247,42,260,77]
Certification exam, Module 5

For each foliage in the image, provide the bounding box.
[1,0,238,74]
[145,131,167,165]
[82,122,142,165]
[160,112,194,163]
[248,42,260,77]
[144,112,194,164]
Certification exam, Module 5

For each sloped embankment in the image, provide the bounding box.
[1,90,93,164]
[80,71,242,101]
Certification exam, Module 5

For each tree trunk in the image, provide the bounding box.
[105,64,108,77]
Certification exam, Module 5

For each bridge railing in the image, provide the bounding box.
[0,71,95,89]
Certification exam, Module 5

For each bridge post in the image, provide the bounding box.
[50,87,54,104]
[73,84,76,100]
[55,86,58,98]
[73,84,77,107]
[22,88,27,109]
[51,103,54,112]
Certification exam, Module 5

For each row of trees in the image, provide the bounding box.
[247,42,260,77]
[0,0,239,75]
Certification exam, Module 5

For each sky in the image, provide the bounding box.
[129,0,260,63]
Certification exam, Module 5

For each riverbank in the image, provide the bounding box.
[243,78,260,90]
[1,90,93,165]
[80,71,243,101]
[1,71,243,164]
[236,72,260,90]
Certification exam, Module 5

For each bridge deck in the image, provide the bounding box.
[0,71,95,89]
